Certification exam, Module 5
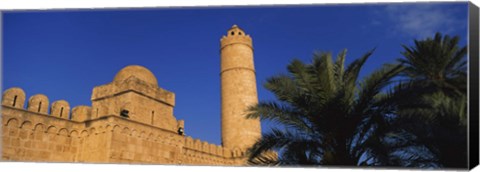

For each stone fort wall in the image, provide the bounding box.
[1,25,260,165]
[1,87,246,165]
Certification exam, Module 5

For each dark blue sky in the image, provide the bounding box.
[2,2,468,145]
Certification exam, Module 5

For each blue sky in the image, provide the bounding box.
[2,2,468,145]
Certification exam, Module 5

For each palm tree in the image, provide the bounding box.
[389,33,468,168]
[398,32,467,97]
[246,49,405,166]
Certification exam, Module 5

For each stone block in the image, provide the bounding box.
[65,137,72,145]
[11,138,20,146]
[64,146,70,152]
[121,151,133,160]
[34,142,41,149]
[134,153,142,161]
[72,139,80,145]
[34,132,43,141]
[2,127,8,136]
[127,144,135,151]
[129,137,137,145]
[25,150,34,157]
[47,143,54,150]
[28,132,34,140]
[14,147,25,157]
[39,151,50,160]
[71,146,77,154]
[19,130,28,140]
[56,145,63,152]
[110,151,120,159]
[24,140,32,148]
[3,147,14,155]
[2,136,10,146]
[9,128,18,137]
[47,133,56,140]
[114,133,127,143]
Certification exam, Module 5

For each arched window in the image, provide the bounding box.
[230,31,234,35]
[238,32,242,35]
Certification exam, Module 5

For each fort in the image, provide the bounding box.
[1,25,260,165]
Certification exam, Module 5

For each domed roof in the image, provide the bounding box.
[227,24,246,36]
[113,65,158,87]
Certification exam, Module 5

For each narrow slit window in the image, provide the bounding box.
[60,107,64,117]
[151,111,155,125]
[38,101,42,112]
[12,95,17,107]
[96,108,99,118]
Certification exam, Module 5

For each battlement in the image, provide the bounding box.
[2,87,92,122]
[2,86,245,165]
[183,136,244,158]
[220,25,253,50]
[2,25,260,165]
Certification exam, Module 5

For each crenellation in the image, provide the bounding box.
[71,106,91,122]
[216,145,223,156]
[2,25,261,165]
[220,25,261,151]
[27,94,49,114]
[185,136,193,148]
[194,139,202,151]
[220,25,253,50]
[223,147,232,158]
[2,87,26,109]
[50,100,70,119]
[202,141,209,152]
[209,143,217,155]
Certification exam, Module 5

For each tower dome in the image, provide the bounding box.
[113,65,158,87]
[227,24,245,36]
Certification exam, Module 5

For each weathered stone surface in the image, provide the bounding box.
[220,25,261,151]
[1,25,260,165]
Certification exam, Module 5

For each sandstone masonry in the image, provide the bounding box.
[1,25,260,165]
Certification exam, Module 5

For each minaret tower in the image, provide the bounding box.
[220,25,261,151]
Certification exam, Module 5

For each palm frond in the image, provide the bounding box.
[247,102,314,134]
